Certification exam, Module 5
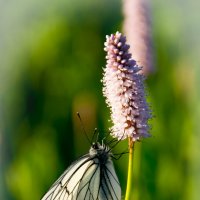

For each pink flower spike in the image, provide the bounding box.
[102,32,152,142]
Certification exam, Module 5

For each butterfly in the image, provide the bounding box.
[41,141,121,200]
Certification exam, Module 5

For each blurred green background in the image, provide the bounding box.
[0,0,199,199]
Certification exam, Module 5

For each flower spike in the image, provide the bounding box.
[102,31,151,141]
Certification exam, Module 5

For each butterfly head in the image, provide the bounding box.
[89,142,111,164]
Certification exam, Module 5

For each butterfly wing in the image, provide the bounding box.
[41,155,93,200]
[70,158,121,200]
[98,159,121,200]
[41,153,121,200]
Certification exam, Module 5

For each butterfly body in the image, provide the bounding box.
[41,142,121,200]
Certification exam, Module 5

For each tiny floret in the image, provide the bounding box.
[102,31,152,141]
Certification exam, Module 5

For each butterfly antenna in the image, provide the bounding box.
[101,136,107,146]
[95,130,100,143]
[76,112,91,145]
[91,128,98,143]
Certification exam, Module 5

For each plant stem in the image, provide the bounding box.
[125,137,134,200]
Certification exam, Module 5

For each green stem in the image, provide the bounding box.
[125,138,134,200]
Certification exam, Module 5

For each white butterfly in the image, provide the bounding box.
[41,142,121,200]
